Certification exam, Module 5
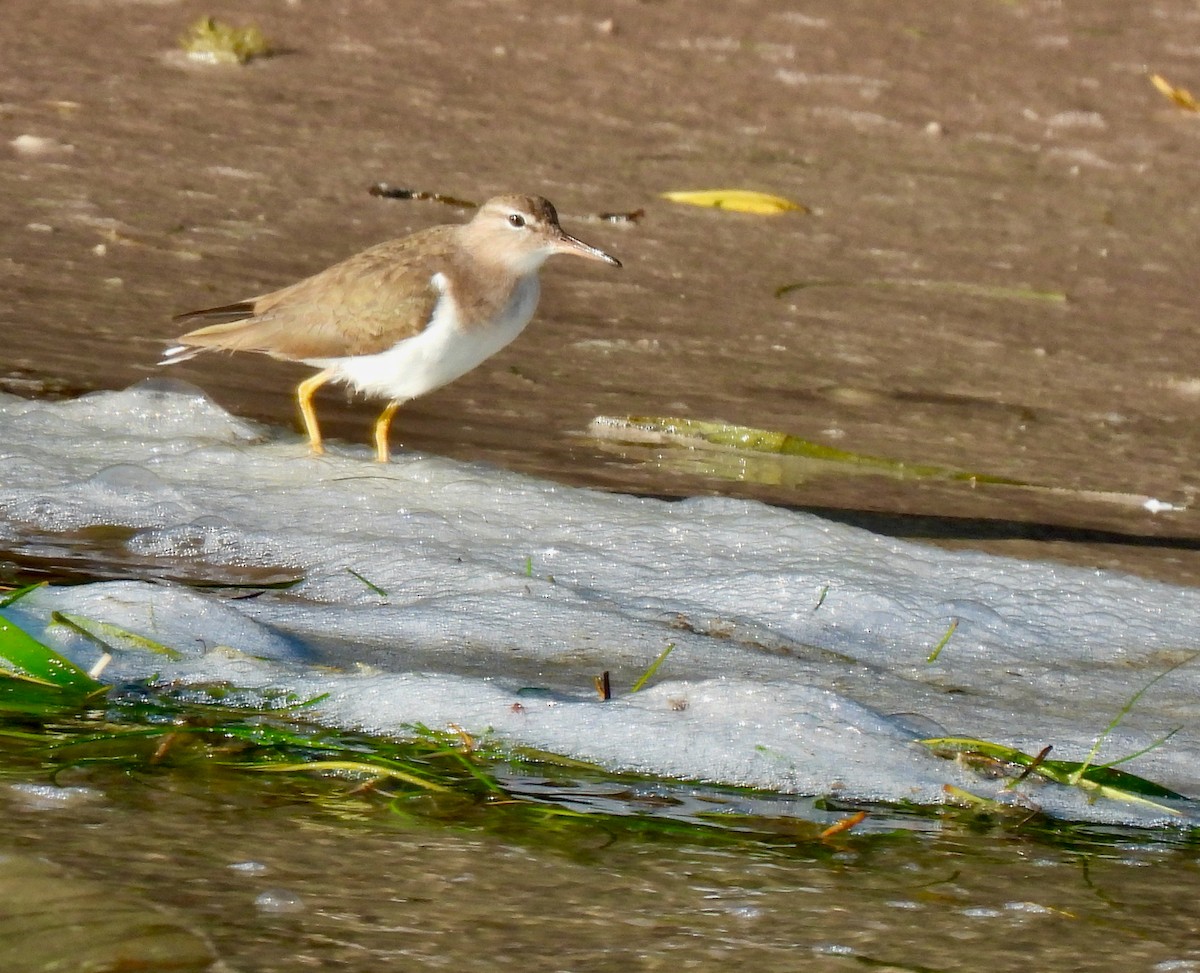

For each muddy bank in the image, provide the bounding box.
[4,0,1200,581]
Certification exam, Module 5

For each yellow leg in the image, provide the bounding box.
[295,370,333,456]
[373,401,402,463]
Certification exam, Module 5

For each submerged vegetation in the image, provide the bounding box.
[774,276,1068,303]
[0,580,1193,847]
[588,414,1028,482]
[588,414,1175,511]
[0,584,873,848]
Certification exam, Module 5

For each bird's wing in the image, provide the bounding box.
[171,229,454,361]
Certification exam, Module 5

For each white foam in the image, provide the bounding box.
[2,383,1198,826]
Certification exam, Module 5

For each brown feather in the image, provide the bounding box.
[171,301,258,325]
[171,227,457,362]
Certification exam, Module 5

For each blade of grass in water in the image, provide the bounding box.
[51,612,183,661]
[775,277,1068,304]
[932,660,1198,817]
[0,614,108,696]
[591,415,1028,483]
[0,582,47,609]
[589,415,1176,509]
[347,568,388,598]
[1067,651,1197,783]
[920,736,1188,815]
[631,643,676,692]
[926,618,959,664]
[244,759,451,792]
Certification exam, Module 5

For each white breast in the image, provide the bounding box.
[306,274,541,403]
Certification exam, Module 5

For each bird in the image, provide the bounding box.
[162,194,621,462]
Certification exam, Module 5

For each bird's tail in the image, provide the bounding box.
[160,301,261,365]
[159,344,205,366]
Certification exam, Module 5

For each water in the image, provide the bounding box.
[3,385,1199,828]
[4,760,1199,973]
[5,1,1200,968]
[3,386,1200,968]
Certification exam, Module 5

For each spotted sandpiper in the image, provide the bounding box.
[162,194,621,462]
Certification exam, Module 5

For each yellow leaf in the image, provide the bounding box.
[661,189,807,215]
[1150,73,1200,112]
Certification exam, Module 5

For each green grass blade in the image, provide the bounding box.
[590,416,1172,510]
[244,759,451,792]
[0,582,47,609]
[591,415,1029,485]
[1038,758,1188,801]
[920,737,1189,813]
[1094,728,1182,772]
[1067,653,1200,784]
[346,568,388,597]
[52,612,183,661]
[925,618,959,664]
[0,614,108,695]
[631,643,676,693]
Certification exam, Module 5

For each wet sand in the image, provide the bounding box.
[4,0,1200,582]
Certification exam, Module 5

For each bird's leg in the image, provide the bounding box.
[295,369,334,456]
[373,401,402,464]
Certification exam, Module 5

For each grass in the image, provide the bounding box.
[921,654,1198,818]
[588,415,1174,511]
[774,277,1068,304]
[0,680,891,850]
[926,737,1188,817]
[1,580,1194,847]
[347,567,389,598]
[925,618,959,663]
[0,592,873,848]
[630,642,675,692]
[589,415,1032,484]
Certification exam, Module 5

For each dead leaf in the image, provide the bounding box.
[661,189,807,215]
[1150,73,1200,112]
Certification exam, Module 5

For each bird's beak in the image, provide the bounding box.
[553,231,622,267]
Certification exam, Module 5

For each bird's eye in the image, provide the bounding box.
[507,213,526,228]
